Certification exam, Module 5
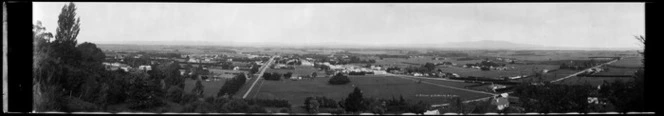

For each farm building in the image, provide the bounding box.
[138,65,152,72]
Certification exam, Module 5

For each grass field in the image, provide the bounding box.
[515,69,580,82]
[266,65,329,77]
[254,75,492,107]
[184,78,228,97]
[608,57,643,68]
[436,64,559,78]
[594,67,639,75]
[558,76,634,86]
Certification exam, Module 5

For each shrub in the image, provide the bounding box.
[166,86,184,103]
[328,73,351,85]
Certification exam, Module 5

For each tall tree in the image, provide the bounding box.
[343,87,365,112]
[52,2,82,65]
[193,80,204,97]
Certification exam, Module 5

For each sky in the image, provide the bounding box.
[33,3,645,49]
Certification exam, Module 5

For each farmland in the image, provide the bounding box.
[594,67,639,76]
[608,56,643,68]
[558,76,635,86]
[254,75,492,107]
[265,65,330,77]
[436,64,559,78]
[184,78,228,97]
[514,69,580,82]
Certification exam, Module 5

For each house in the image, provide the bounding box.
[300,60,314,66]
[491,93,510,110]
[508,76,522,80]
[233,66,240,71]
[424,110,440,115]
[188,58,200,63]
[488,84,507,92]
[138,65,152,72]
[413,73,423,77]
[179,69,186,76]
[120,66,132,72]
[290,76,302,80]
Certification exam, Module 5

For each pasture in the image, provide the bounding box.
[594,67,639,76]
[515,69,580,82]
[266,65,329,77]
[253,75,492,107]
[608,56,643,68]
[558,76,635,86]
[436,64,559,78]
[184,78,228,97]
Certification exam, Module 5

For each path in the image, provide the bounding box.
[238,56,276,99]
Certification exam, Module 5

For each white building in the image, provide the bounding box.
[138,65,152,72]
[300,60,314,66]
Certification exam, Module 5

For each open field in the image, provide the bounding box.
[436,64,559,78]
[254,75,492,106]
[558,76,635,86]
[184,78,228,97]
[515,69,580,82]
[594,67,639,76]
[266,65,329,77]
[608,57,643,68]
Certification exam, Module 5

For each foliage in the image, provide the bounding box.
[126,77,165,110]
[340,87,365,112]
[328,73,351,85]
[166,86,184,103]
[246,99,291,108]
[513,83,594,113]
[192,80,204,97]
[283,72,293,79]
[217,73,247,97]
[304,96,338,113]
[263,72,282,81]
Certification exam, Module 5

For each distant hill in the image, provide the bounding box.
[436,40,542,50]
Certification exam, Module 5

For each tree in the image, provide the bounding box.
[52,2,82,65]
[76,42,105,63]
[342,87,365,112]
[192,80,204,97]
[423,62,436,72]
[328,73,351,85]
[250,65,260,74]
[166,86,184,103]
[284,72,293,79]
[311,72,318,78]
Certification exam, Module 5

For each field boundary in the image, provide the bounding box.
[385,74,497,96]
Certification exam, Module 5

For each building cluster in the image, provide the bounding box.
[463,60,512,71]
[102,62,152,72]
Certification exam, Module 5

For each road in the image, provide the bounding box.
[240,56,276,99]
[550,59,619,83]
[380,73,466,83]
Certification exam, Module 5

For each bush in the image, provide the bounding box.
[166,86,184,103]
[217,73,247,97]
[246,99,292,108]
[328,73,351,85]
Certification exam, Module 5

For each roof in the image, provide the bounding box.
[495,97,509,106]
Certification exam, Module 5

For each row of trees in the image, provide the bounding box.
[217,74,247,97]
[334,87,430,114]
[263,72,285,80]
